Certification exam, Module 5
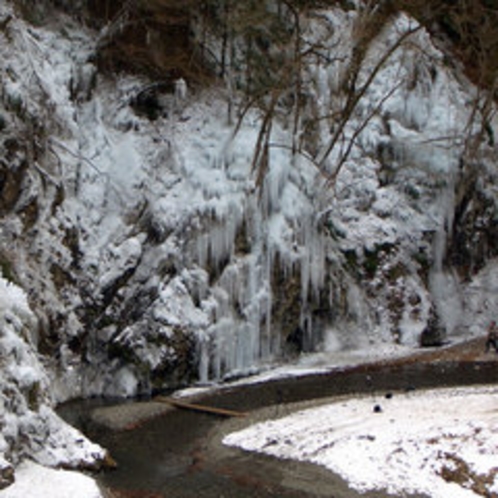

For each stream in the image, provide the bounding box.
[58,360,498,497]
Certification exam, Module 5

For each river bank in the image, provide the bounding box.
[57,338,498,497]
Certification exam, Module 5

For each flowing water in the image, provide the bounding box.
[59,360,498,497]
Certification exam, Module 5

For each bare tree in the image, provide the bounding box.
[72,0,498,190]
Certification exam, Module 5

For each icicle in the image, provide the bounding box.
[310,225,326,299]
[262,241,274,360]
[196,233,209,268]
[301,248,310,306]
[428,168,459,335]
[175,78,188,102]
[198,336,209,384]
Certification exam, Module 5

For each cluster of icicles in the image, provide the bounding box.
[190,153,330,382]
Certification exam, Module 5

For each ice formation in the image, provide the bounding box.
[0,275,106,484]
[0,1,496,395]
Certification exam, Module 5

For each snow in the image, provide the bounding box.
[0,3,497,493]
[0,271,105,486]
[0,461,102,498]
[224,385,498,497]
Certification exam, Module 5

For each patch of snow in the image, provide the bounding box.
[1,461,103,498]
[224,385,498,497]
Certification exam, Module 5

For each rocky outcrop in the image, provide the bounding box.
[0,0,496,402]
[0,275,107,487]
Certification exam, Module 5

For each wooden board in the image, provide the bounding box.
[154,396,247,418]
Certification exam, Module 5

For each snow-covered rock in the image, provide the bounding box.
[0,275,106,488]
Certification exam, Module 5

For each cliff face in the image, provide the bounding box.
[1,0,498,484]
[0,0,497,402]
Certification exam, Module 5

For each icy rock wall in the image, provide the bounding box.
[189,142,332,382]
[0,0,498,399]
[297,9,498,346]
[29,78,332,393]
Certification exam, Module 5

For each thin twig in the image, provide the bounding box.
[49,138,104,176]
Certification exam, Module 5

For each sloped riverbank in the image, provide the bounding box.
[59,341,498,497]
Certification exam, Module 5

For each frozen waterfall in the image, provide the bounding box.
[188,142,331,382]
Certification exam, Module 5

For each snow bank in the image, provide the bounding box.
[224,386,498,497]
[0,461,102,498]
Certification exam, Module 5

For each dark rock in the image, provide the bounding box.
[420,309,446,347]
[0,462,14,490]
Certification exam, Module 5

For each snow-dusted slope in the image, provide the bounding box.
[224,385,498,497]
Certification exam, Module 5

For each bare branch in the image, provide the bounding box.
[317,24,422,170]
[326,78,405,187]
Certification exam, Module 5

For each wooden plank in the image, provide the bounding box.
[154,396,247,418]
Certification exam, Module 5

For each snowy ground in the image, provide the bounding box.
[224,385,498,498]
[0,461,102,498]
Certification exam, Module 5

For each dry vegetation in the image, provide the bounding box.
[16,1,498,99]
[439,453,498,497]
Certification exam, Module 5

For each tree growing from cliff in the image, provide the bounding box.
[74,0,498,192]
[227,0,498,191]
